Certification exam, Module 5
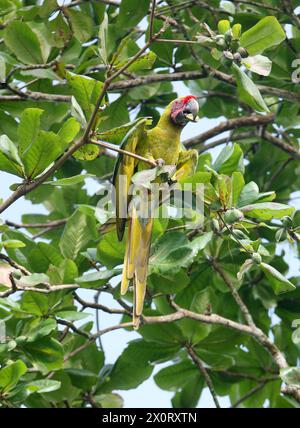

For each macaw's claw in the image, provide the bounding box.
[168,177,177,186]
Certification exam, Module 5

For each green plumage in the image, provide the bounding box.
[112,97,199,327]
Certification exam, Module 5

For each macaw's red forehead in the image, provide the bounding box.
[171,95,198,115]
[182,95,197,104]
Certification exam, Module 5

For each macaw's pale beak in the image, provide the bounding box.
[186,113,199,122]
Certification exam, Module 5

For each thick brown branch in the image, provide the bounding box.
[184,114,275,148]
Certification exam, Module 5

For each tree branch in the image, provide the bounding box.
[211,259,256,329]
[74,292,128,314]
[184,114,275,148]
[231,381,268,408]
[5,219,67,230]
[187,346,221,408]
[90,139,157,167]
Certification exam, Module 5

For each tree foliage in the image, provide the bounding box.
[0,0,300,409]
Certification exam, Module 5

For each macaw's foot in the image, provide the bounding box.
[168,177,177,186]
[155,158,165,168]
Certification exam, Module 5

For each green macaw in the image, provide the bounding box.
[112,95,200,328]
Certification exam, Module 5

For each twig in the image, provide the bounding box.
[149,0,156,40]
[231,381,268,408]
[187,346,221,408]
[5,219,67,230]
[74,292,128,314]
[56,318,91,339]
[90,139,157,167]
[0,254,30,276]
[65,322,134,360]
[210,258,255,329]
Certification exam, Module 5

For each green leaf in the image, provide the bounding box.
[218,20,231,35]
[4,21,44,64]
[98,12,108,64]
[117,0,150,30]
[97,96,130,132]
[0,360,27,393]
[73,144,100,161]
[292,320,300,345]
[17,108,43,157]
[241,202,295,220]
[67,73,104,121]
[260,262,295,294]
[0,0,16,17]
[25,318,57,342]
[19,273,49,287]
[97,117,152,145]
[213,143,244,175]
[231,171,245,207]
[280,367,300,388]
[97,230,126,269]
[55,311,90,321]
[172,376,204,408]
[45,174,96,187]
[237,259,254,282]
[94,393,123,408]
[149,232,192,275]
[23,337,64,372]
[57,117,81,150]
[104,339,177,391]
[75,269,118,288]
[118,51,157,73]
[240,16,286,55]
[0,135,24,177]
[149,231,212,275]
[232,63,269,112]
[65,8,94,42]
[20,292,50,316]
[1,239,25,249]
[237,181,259,207]
[65,368,98,390]
[22,131,63,179]
[26,379,61,394]
[154,360,198,391]
[59,209,98,260]
[242,54,272,76]
[148,269,190,294]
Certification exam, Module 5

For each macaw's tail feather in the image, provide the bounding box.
[120,206,153,329]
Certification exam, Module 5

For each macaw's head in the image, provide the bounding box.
[170,95,199,127]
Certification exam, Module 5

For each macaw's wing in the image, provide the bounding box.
[97,117,150,145]
[112,117,152,241]
[174,148,198,181]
